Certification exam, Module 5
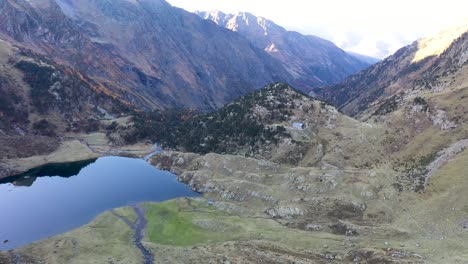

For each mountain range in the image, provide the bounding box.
[0,0,468,262]
[0,0,375,170]
[0,0,286,110]
[0,0,372,113]
[197,10,371,89]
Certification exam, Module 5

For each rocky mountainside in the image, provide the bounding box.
[319,24,468,118]
[197,10,372,90]
[0,38,131,177]
[142,27,468,262]
[318,23,468,191]
[0,0,293,110]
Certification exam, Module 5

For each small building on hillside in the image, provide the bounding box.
[292,122,305,130]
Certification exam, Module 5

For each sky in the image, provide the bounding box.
[166,0,468,59]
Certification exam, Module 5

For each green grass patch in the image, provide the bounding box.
[113,206,138,224]
[144,199,248,246]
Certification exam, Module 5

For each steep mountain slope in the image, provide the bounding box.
[197,10,371,90]
[319,24,468,117]
[0,0,292,110]
[0,38,131,177]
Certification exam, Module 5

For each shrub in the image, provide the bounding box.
[413,97,427,105]
[84,119,100,133]
[33,119,57,137]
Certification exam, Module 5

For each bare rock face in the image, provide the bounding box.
[431,109,458,130]
[197,10,371,92]
[423,139,468,186]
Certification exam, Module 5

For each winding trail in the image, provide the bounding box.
[111,205,154,264]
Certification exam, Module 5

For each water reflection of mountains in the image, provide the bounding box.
[0,159,97,187]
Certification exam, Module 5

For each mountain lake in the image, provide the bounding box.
[0,156,200,250]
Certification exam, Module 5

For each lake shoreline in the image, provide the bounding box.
[0,156,200,251]
[0,133,157,180]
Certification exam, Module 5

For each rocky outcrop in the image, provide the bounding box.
[134,83,386,169]
[430,109,458,130]
[424,139,468,186]
[266,206,305,219]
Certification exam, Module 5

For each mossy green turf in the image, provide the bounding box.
[145,200,203,246]
[144,199,252,246]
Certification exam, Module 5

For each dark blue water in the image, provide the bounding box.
[0,156,200,250]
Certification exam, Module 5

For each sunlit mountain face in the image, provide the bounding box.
[318,23,468,117]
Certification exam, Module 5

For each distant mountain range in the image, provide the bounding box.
[0,0,288,110]
[197,10,372,89]
[0,0,373,113]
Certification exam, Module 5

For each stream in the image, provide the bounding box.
[111,205,154,264]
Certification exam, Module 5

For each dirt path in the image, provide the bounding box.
[111,205,154,264]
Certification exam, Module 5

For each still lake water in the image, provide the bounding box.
[0,156,200,250]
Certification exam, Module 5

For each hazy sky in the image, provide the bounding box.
[167,0,468,58]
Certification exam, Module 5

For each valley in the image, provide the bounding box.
[2,80,468,263]
[0,0,467,263]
